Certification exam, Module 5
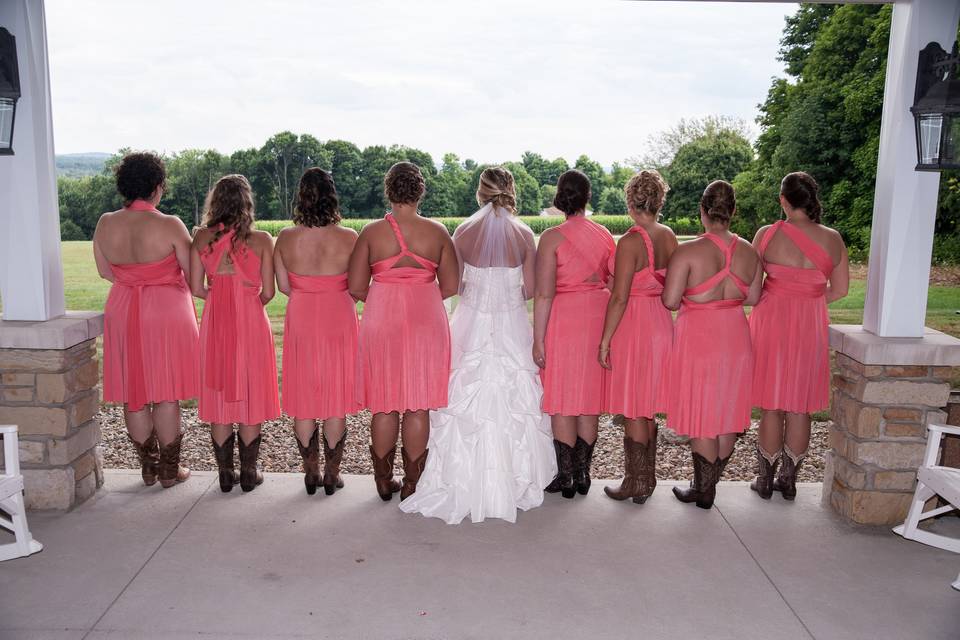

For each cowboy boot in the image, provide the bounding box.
[604,436,650,504]
[400,447,428,500]
[574,436,596,495]
[672,452,720,509]
[370,446,401,501]
[647,426,659,495]
[157,433,191,488]
[211,432,239,493]
[322,430,347,496]
[297,429,321,496]
[545,440,577,499]
[773,445,805,500]
[750,444,780,500]
[237,434,265,492]
[129,431,160,486]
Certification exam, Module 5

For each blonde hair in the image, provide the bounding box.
[476,166,517,214]
[624,169,669,215]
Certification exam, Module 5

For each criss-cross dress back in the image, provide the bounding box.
[371,214,439,284]
[682,233,750,310]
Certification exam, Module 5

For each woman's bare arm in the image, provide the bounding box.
[170,217,193,281]
[826,234,850,304]
[532,230,560,369]
[436,229,460,300]
[92,219,115,283]
[273,233,291,297]
[661,246,689,311]
[521,230,537,301]
[189,232,208,299]
[257,232,276,305]
[599,237,638,369]
[347,229,372,302]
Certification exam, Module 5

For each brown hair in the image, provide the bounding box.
[294,168,341,227]
[476,166,517,214]
[625,169,669,215]
[700,180,736,224]
[780,171,823,223]
[115,151,166,205]
[202,174,255,251]
[384,162,426,205]
[554,169,591,215]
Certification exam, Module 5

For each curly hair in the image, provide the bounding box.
[475,166,517,214]
[294,168,341,227]
[780,171,823,223]
[625,169,669,215]
[384,162,426,205]
[700,180,736,224]
[114,151,166,205]
[553,169,591,215]
[202,174,255,251]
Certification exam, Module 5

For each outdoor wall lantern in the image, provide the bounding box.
[0,27,21,156]
[912,41,960,171]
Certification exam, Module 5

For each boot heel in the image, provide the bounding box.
[632,496,647,505]
[561,486,576,499]
[218,469,234,493]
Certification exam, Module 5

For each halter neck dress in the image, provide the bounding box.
[197,229,280,425]
[357,213,451,414]
[666,233,753,437]
[541,215,616,416]
[282,269,360,420]
[102,201,199,409]
[603,226,672,420]
[749,220,835,414]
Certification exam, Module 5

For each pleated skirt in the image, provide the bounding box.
[604,296,673,419]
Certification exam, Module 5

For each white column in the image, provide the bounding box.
[863,0,960,338]
[0,0,64,322]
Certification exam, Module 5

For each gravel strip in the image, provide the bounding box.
[98,406,827,482]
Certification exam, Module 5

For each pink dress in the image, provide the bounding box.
[541,216,616,416]
[603,226,672,420]
[750,221,834,413]
[666,233,753,438]
[103,243,200,410]
[198,230,280,425]
[357,214,451,414]
[282,272,360,420]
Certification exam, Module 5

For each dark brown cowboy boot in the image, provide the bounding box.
[322,430,347,496]
[157,433,190,488]
[604,436,650,504]
[400,447,428,500]
[545,440,576,499]
[212,432,239,493]
[672,452,720,509]
[750,444,780,500]
[297,429,321,495]
[129,431,160,486]
[237,434,265,493]
[773,445,805,500]
[370,446,401,501]
[647,426,659,495]
[574,436,596,495]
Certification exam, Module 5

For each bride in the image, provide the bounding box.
[399,166,557,524]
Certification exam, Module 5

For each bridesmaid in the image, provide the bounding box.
[662,180,762,509]
[275,168,360,496]
[749,172,849,500]
[95,151,197,487]
[348,162,458,501]
[534,169,615,499]
[598,170,677,504]
[190,175,280,493]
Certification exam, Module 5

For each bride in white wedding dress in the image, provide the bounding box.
[399,167,557,524]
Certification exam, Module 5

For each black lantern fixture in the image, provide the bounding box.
[912,41,960,171]
[0,27,21,156]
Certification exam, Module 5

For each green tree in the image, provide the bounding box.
[259,132,330,219]
[166,149,227,227]
[503,162,542,214]
[599,187,627,214]
[662,130,754,219]
[573,155,605,211]
[323,140,365,216]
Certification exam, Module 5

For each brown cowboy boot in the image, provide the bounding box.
[211,432,238,493]
[604,436,651,504]
[297,429,321,495]
[750,444,780,500]
[370,446,401,501]
[647,426,659,495]
[672,452,720,509]
[237,434,265,492]
[157,433,191,488]
[129,431,160,486]
[322,430,347,496]
[773,445,805,500]
[400,447,429,500]
[545,440,577,499]
[574,436,596,495]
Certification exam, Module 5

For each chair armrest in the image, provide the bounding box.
[0,424,19,476]
[927,423,960,437]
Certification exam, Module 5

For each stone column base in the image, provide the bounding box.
[0,312,104,509]
[824,325,960,525]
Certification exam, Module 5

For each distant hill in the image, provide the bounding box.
[55,152,110,178]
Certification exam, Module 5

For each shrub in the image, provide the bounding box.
[60,219,86,241]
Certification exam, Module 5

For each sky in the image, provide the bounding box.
[45,0,794,167]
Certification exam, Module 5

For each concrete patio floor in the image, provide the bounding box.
[1,471,958,640]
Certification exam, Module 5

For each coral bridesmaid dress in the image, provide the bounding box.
[603,226,672,419]
[357,213,451,414]
[541,216,615,416]
[750,220,834,413]
[281,272,360,419]
[198,229,280,425]
[102,207,199,410]
[666,233,753,438]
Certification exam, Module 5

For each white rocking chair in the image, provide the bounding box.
[0,425,43,561]
[892,423,960,590]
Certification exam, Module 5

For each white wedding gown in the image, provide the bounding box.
[399,208,556,524]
